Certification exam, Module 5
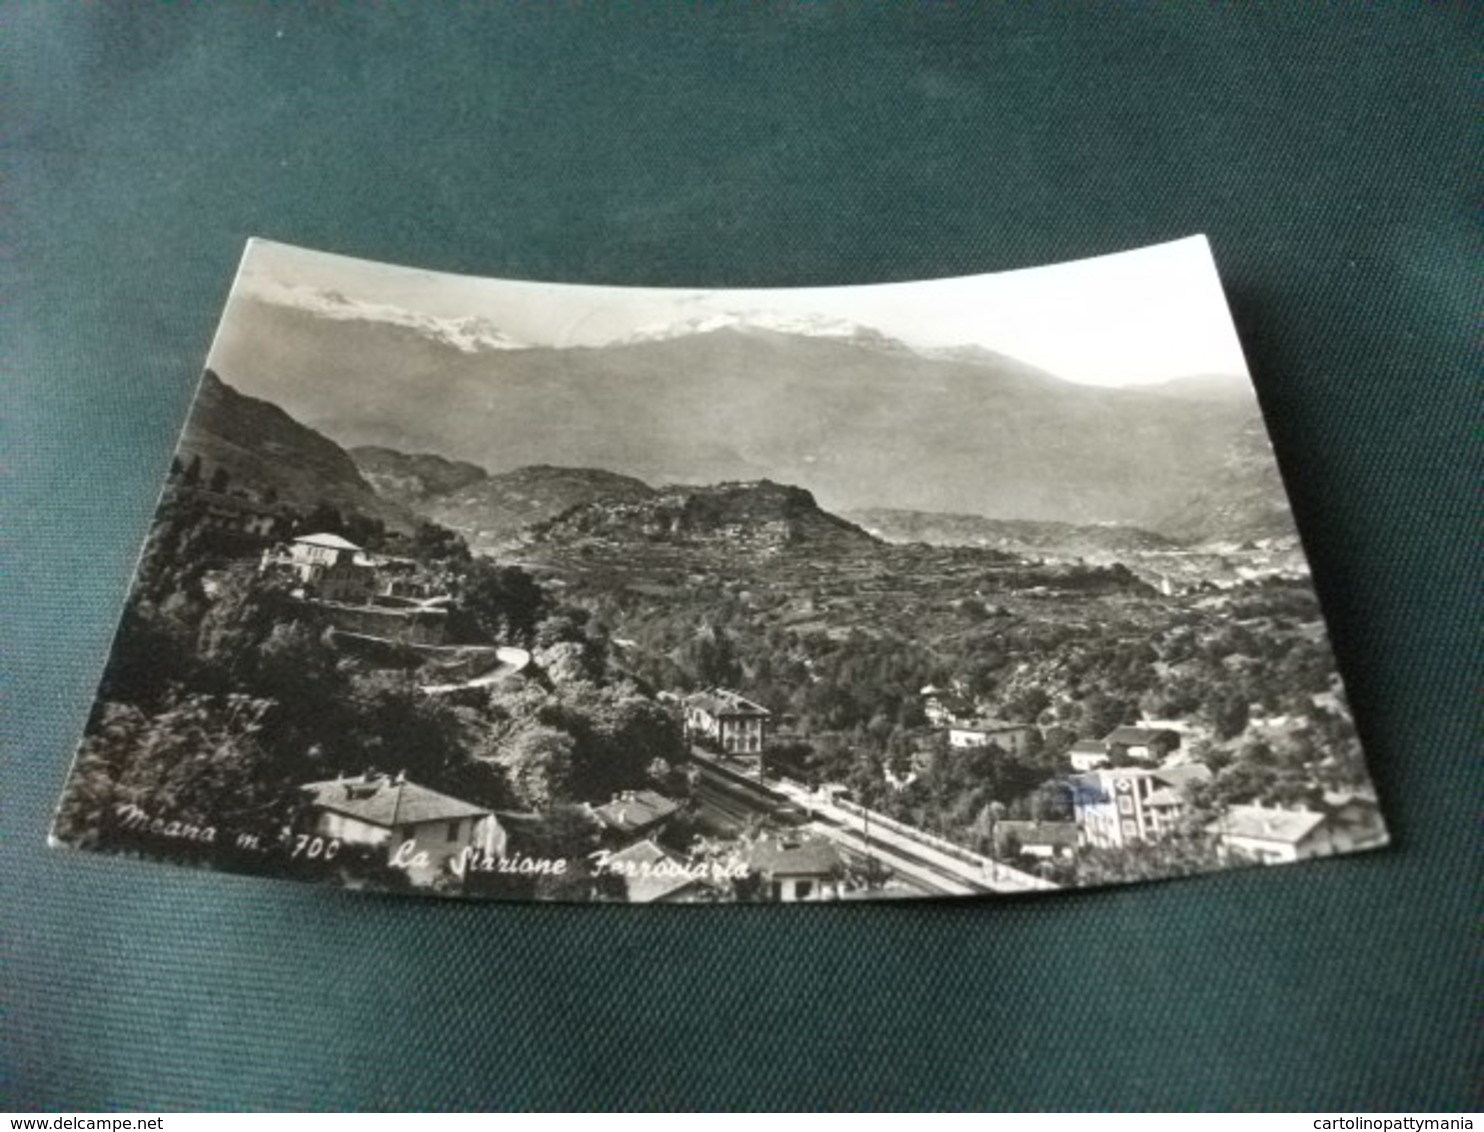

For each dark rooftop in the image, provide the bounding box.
[746,836,842,877]
[1151,763,1212,790]
[602,839,702,904]
[302,775,489,828]
[686,689,771,718]
[593,790,682,835]
[993,821,1079,850]
[1104,726,1181,746]
[953,719,1027,733]
[1210,805,1327,844]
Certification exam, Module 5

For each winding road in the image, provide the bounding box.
[419,645,532,695]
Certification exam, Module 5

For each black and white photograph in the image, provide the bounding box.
[50,236,1388,903]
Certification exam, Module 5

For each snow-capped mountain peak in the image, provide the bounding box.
[622,308,908,350]
[245,279,528,353]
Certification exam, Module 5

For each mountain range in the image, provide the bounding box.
[621,309,912,350]
[525,477,879,561]
[352,453,656,554]
[177,367,1304,597]
[350,445,490,504]
[205,289,1297,544]
[242,280,528,353]
[178,371,413,530]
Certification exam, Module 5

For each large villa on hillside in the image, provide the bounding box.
[258,532,451,645]
[261,531,376,603]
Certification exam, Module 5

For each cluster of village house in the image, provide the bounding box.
[219,533,832,901]
[164,473,444,631]
[291,674,1382,900]
[297,771,845,903]
[682,684,1384,869]
[257,531,452,645]
[195,519,1381,892]
[287,684,849,903]
[919,686,1386,865]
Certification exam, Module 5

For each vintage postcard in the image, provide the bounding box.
[50,236,1388,902]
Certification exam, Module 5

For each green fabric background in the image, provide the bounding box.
[4,2,1479,1112]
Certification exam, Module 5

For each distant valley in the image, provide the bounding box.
[843,509,1180,557]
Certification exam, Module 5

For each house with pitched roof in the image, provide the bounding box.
[597,839,707,904]
[301,773,505,887]
[746,835,844,902]
[261,532,376,604]
[1068,738,1110,772]
[684,689,772,756]
[1207,804,1336,864]
[285,531,361,570]
[993,820,1080,860]
[1101,725,1182,763]
[591,789,682,846]
[947,719,1034,757]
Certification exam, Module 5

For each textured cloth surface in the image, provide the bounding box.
[4,3,1479,1112]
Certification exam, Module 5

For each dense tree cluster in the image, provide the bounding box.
[550,556,1365,867]
[54,504,682,893]
[60,475,1370,896]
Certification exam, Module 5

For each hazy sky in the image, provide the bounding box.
[233,235,1250,388]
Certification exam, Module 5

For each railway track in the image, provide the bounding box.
[689,754,986,897]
